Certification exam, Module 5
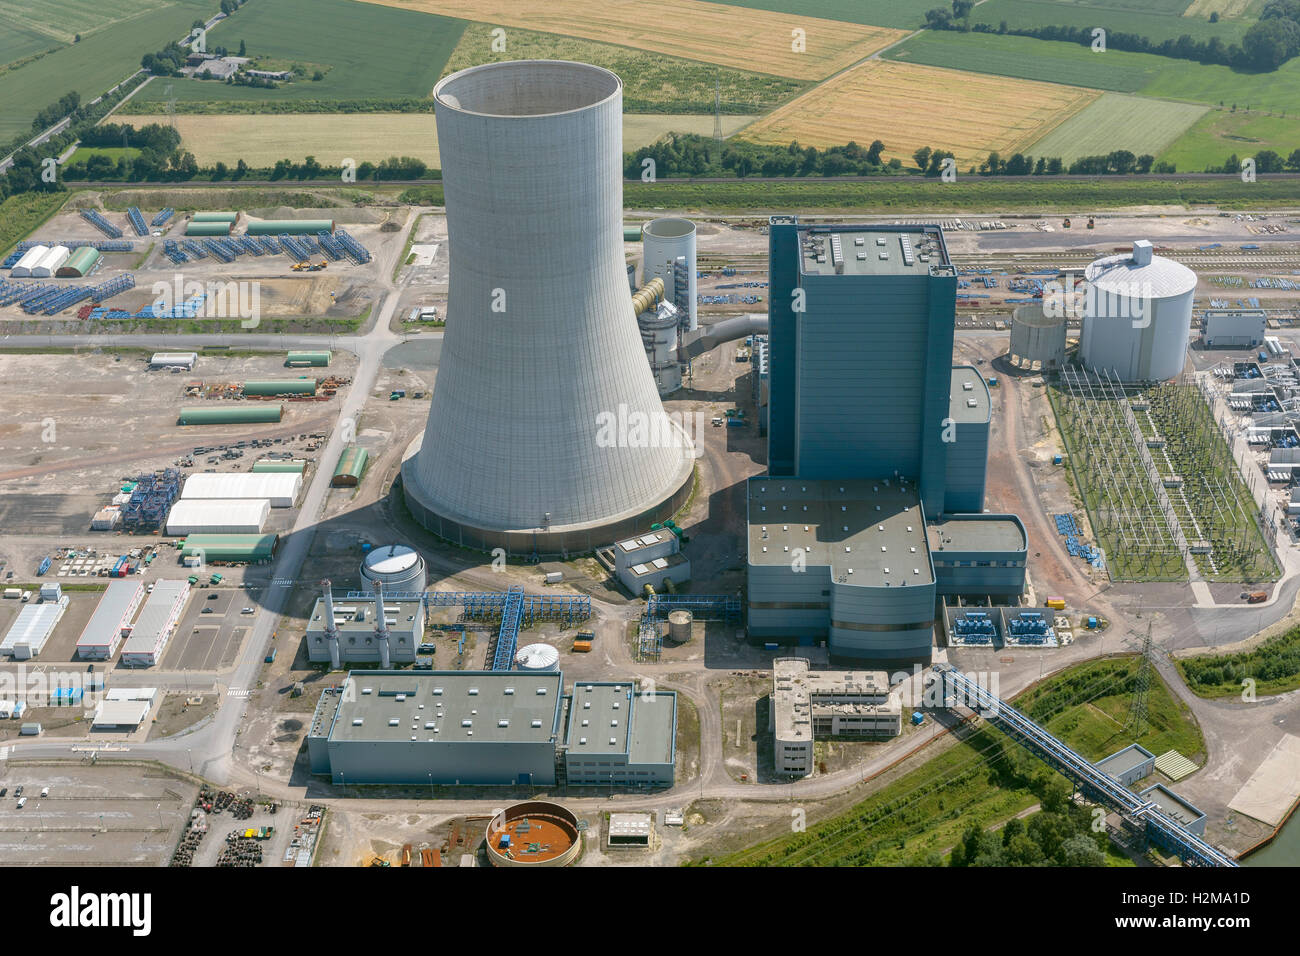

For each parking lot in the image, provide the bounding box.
[160,589,251,671]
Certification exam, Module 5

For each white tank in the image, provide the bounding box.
[360,544,427,594]
[1080,241,1195,382]
[515,642,560,670]
[639,300,683,395]
[643,217,697,332]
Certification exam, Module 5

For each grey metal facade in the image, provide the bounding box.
[928,514,1027,596]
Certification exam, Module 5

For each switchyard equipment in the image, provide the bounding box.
[1080,241,1195,383]
[127,207,148,237]
[80,209,122,239]
[402,61,694,554]
[934,665,1236,866]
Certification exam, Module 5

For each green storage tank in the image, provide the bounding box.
[331,445,368,487]
[623,224,643,242]
[192,212,239,223]
[285,350,331,367]
[181,533,277,563]
[178,405,283,425]
[246,219,335,236]
[56,246,102,277]
[252,459,306,473]
[186,221,233,237]
[242,379,316,397]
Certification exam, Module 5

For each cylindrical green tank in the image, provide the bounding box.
[186,221,233,237]
[252,459,306,473]
[242,379,316,397]
[56,246,102,277]
[623,224,643,242]
[246,219,335,236]
[178,405,283,425]
[192,212,240,223]
[285,350,331,367]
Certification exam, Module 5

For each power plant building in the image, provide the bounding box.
[307,670,676,787]
[1202,309,1266,350]
[402,61,693,555]
[772,658,902,776]
[641,217,698,332]
[1080,240,1196,382]
[753,219,1027,662]
[304,583,424,667]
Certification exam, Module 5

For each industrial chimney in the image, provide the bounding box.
[401,60,694,555]
[321,579,340,670]
[373,579,390,669]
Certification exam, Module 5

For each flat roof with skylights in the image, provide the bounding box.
[799,225,949,278]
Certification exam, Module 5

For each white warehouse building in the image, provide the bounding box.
[166,498,270,535]
[0,596,69,659]
[11,245,49,277]
[1080,240,1196,382]
[120,579,190,667]
[30,244,70,278]
[76,579,144,660]
[181,472,301,508]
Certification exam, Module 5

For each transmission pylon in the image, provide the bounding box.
[713,79,722,141]
[1125,622,1153,737]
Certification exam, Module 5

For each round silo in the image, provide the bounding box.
[359,544,427,594]
[1009,303,1068,370]
[667,609,693,643]
[1080,241,1196,382]
[643,217,698,331]
[515,642,560,670]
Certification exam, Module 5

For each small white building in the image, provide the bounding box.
[150,351,198,370]
[0,596,68,659]
[1202,309,1266,349]
[10,244,48,277]
[120,579,190,667]
[613,530,690,595]
[91,699,151,729]
[76,579,144,660]
[181,472,301,508]
[29,244,70,277]
[165,498,270,535]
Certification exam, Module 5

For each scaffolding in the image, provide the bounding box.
[121,469,181,530]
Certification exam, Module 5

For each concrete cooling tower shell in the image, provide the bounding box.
[402,61,694,555]
[1079,242,1196,382]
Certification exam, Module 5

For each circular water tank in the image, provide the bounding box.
[515,642,560,670]
[667,609,693,643]
[359,544,427,593]
[1009,303,1067,370]
[485,801,580,867]
[1080,243,1196,382]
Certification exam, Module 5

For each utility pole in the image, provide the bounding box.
[1124,622,1153,738]
[713,79,723,142]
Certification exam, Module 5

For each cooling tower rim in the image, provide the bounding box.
[434,60,622,119]
[1011,303,1066,329]
[644,217,697,239]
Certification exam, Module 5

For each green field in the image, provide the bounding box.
[0,0,214,142]
[1160,110,1300,170]
[1178,625,1300,698]
[969,0,1252,43]
[0,17,59,69]
[67,146,144,165]
[1028,93,1209,162]
[0,192,69,260]
[705,657,1195,866]
[704,0,937,29]
[886,30,1172,91]
[130,0,463,107]
[1,0,182,44]
[1141,55,1300,113]
[441,22,806,114]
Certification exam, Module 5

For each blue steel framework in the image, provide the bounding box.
[345,589,591,671]
[937,665,1236,867]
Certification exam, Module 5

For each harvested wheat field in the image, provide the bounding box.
[356,0,906,80]
[126,113,755,167]
[740,60,1100,168]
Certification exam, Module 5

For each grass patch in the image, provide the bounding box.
[129,0,464,108]
[67,145,142,165]
[1178,625,1300,698]
[443,21,806,113]
[1141,54,1300,113]
[1027,93,1208,163]
[0,191,68,260]
[0,0,214,141]
[702,0,938,29]
[0,0,181,45]
[0,16,60,68]
[1160,109,1300,170]
[701,656,1198,866]
[969,0,1253,44]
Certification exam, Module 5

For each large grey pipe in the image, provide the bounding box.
[321,579,340,670]
[373,579,390,669]
[680,314,769,360]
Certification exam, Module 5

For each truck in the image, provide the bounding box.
[2,588,20,600]
[20,591,31,603]
[1246,590,1268,603]
[264,647,277,664]
[1045,596,1066,610]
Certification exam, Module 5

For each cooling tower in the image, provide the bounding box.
[402,61,695,555]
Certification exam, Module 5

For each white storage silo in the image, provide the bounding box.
[11,245,48,277]
[515,642,560,671]
[359,544,427,594]
[643,217,698,331]
[1080,240,1196,382]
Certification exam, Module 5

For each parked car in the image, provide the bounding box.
[16,797,26,809]
[201,607,214,614]
[241,607,255,614]
[39,787,48,798]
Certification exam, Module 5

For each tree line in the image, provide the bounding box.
[926,0,1300,71]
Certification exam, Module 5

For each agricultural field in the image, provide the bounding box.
[1184,0,1257,17]
[2,0,183,44]
[1159,110,1300,171]
[0,17,58,69]
[703,0,938,29]
[128,0,463,107]
[441,22,806,113]
[1140,55,1300,113]
[739,59,1098,168]
[355,0,907,81]
[66,146,144,166]
[0,0,212,141]
[121,113,756,167]
[968,0,1253,43]
[1027,93,1208,163]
